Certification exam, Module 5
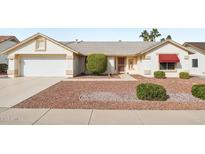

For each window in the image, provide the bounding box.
[160,62,175,70]
[36,38,46,51]
[192,59,198,68]
[128,59,134,70]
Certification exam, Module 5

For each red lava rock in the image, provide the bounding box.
[13,76,205,110]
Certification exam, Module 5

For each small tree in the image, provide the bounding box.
[137,83,167,101]
[161,35,172,42]
[86,54,107,75]
[192,84,205,100]
[160,38,166,42]
[166,35,172,40]
[154,71,166,79]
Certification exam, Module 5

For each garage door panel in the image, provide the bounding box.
[21,55,67,77]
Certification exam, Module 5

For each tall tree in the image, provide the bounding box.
[150,28,161,41]
[139,29,162,42]
[139,30,150,41]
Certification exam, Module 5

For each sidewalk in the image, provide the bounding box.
[0,108,205,125]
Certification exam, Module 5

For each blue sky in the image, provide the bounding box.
[0,28,205,43]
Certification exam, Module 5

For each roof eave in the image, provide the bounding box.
[0,36,20,44]
[183,42,205,55]
[140,40,194,55]
[0,33,80,55]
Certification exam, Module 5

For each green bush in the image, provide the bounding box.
[192,84,205,100]
[0,64,8,73]
[86,54,107,75]
[154,71,166,79]
[136,83,167,101]
[179,72,190,79]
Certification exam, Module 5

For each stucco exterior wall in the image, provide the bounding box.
[105,56,118,74]
[73,54,85,76]
[124,56,140,74]
[187,47,205,76]
[139,43,190,77]
[6,37,75,77]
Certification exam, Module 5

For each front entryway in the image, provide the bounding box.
[20,55,67,77]
[117,57,125,73]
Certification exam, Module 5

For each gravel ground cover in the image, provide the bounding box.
[13,77,205,110]
[80,92,204,103]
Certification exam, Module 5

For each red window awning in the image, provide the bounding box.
[159,54,180,63]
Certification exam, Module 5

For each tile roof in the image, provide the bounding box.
[61,41,160,56]
[0,36,16,43]
[184,42,205,53]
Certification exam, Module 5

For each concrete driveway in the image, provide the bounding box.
[0,77,63,107]
[0,108,205,125]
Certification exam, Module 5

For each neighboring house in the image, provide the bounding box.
[1,33,193,78]
[184,42,205,76]
[0,36,19,64]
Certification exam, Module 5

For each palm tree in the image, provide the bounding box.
[150,28,161,41]
[139,30,150,41]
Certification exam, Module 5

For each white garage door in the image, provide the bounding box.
[21,55,67,77]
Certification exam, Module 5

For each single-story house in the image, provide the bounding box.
[0,36,19,64]
[1,33,194,78]
[183,42,205,76]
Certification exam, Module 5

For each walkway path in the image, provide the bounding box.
[65,74,137,81]
[119,74,137,81]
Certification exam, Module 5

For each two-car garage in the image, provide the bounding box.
[20,55,67,77]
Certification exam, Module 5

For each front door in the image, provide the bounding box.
[118,57,125,73]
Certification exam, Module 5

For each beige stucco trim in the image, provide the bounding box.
[65,70,73,75]
[184,55,189,60]
[7,70,18,75]
[8,55,15,60]
[155,53,179,55]
[66,55,73,59]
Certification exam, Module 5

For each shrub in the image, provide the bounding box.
[179,72,190,79]
[86,54,107,75]
[136,83,167,101]
[154,71,166,79]
[192,84,205,100]
[0,64,8,73]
